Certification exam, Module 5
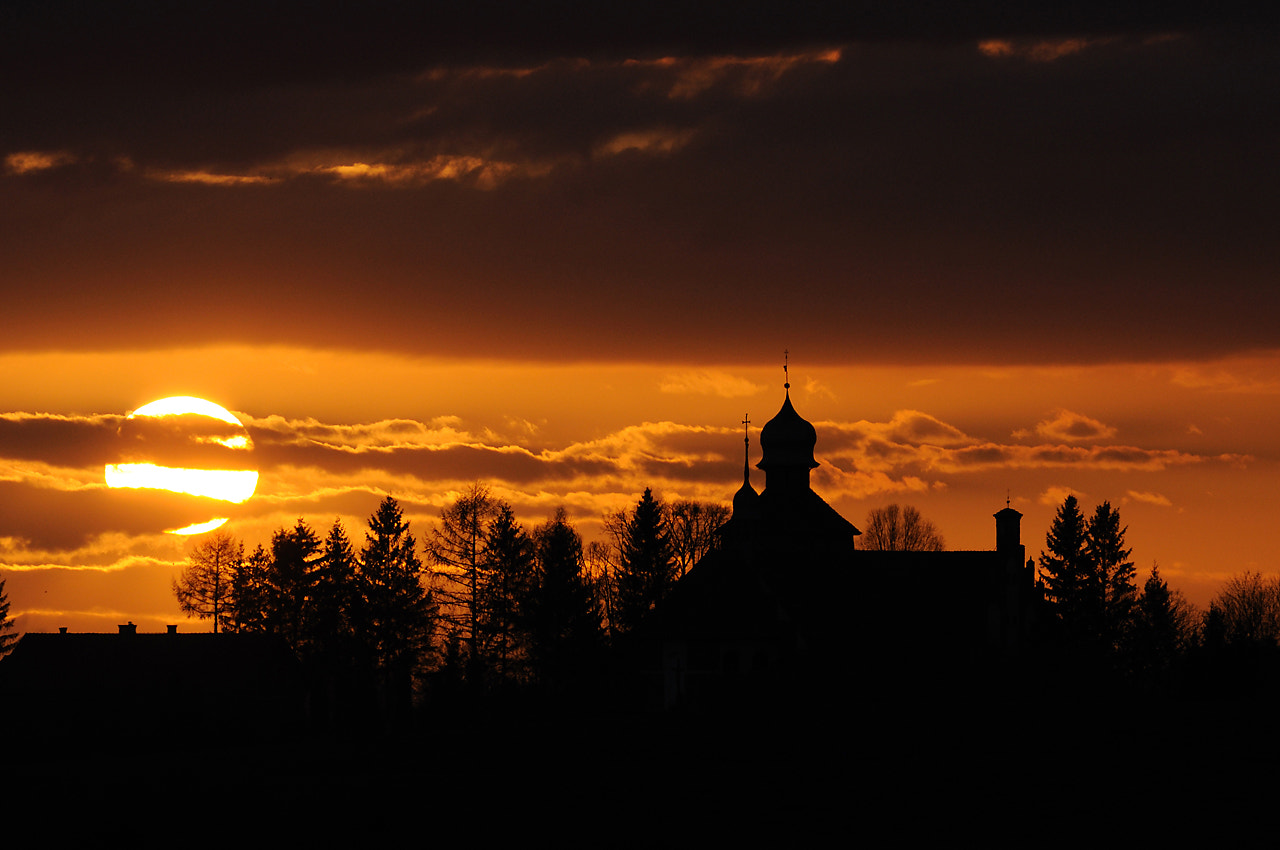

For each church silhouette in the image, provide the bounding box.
[628,378,1037,710]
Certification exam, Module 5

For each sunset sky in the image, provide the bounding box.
[2,3,1276,633]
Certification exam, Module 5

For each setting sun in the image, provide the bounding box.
[103,396,259,534]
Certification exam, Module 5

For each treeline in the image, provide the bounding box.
[173,486,722,712]
[1038,494,1280,695]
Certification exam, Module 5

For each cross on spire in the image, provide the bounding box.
[784,349,790,391]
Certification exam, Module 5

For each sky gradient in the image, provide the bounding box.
[2,3,1276,632]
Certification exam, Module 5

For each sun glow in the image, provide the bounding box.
[103,463,259,502]
[104,396,259,534]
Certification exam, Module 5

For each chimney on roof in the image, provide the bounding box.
[167,625,177,635]
[118,622,137,635]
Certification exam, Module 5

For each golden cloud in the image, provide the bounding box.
[1034,409,1117,442]
[977,37,1114,62]
[4,150,76,174]
[658,370,763,398]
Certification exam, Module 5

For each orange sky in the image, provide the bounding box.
[2,349,1277,632]
[2,5,1277,633]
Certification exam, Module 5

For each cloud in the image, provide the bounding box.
[1034,409,1117,442]
[1126,490,1173,507]
[5,150,77,174]
[659,370,763,398]
[1039,486,1084,507]
[977,36,1117,62]
[1171,366,1280,395]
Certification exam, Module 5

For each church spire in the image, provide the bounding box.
[731,413,760,521]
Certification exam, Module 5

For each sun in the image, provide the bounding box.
[104,396,259,534]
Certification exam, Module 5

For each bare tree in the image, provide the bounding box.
[426,484,501,678]
[862,504,945,552]
[173,532,243,632]
[1209,571,1280,647]
[666,500,730,576]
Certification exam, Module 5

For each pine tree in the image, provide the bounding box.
[1086,500,1136,654]
[266,520,321,652]
[228,544,271,633]
[1131,563,1198,678]
[173,532,243,633]
[526,508,603,683]
[1039,495,1091,646]
[479,503,537,682]
[361,496,434,690]
[0,575,18,656]
[310,519,364,667]
[612,488,676,634]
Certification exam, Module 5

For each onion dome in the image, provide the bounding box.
[757,391,818,474]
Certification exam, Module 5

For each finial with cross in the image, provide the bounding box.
[784,349,790,390]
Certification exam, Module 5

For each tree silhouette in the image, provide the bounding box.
[427,483,522,686]
[526,508,603,684]
[1086,501,1136,654]
[266,520,321,652]
[612,488,676,634]
[1207,571,1280,648]
[361,496,434,691]
[667,500,730,576]
[478,503,537,682]
[310,519,364,668]
[862,504,945,551]
[228,544,271,634]
[1039,495,1090,645]
[1130,563,1199,678]
[173,532,243,633]
[0,575,17,656]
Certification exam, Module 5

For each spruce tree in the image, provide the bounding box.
[310,519,363,667]
[479,503,537,682]
[527,509,603,683]
[0,575,17,656]
[1039,495,1090,646]
[613,488,676,634]
[266,520,321,652]
[1086,500,1136,654]
[229,544,271,634]
[361,496,434,681]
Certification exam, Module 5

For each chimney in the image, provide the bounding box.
[118,622,137,635]
[167,624,178,635]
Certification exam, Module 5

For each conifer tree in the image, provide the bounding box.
[1086,500,1136,653]
[266,520,321,652]
[1131,563,1198,677]
[526,508,603,683]
[229,544,271,634]
[612,488,676,634]
[427,484,500,678]
[479,503,537,682]
[1039,495,1090,645]
[310,519,364,667]
[0,575,17,656]
[361,496,434,682]
[173,532,243,633]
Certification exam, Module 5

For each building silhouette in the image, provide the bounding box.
[634,382,1036,710]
